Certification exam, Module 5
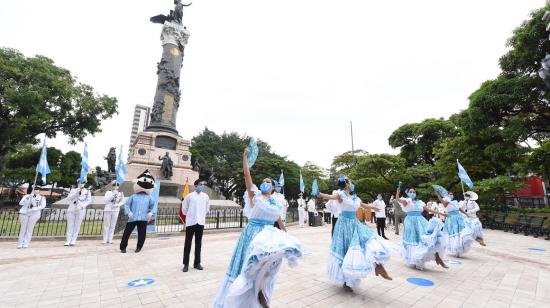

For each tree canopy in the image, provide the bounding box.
[0,48,118,171]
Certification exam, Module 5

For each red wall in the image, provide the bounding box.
[515,176,545,197]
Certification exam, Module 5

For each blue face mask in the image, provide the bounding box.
[348,183,355,192]
[275,186,282,193]
[408,192,417,200]
[197,185,205,192]
[260,182,272,194]
[449,195,454,201]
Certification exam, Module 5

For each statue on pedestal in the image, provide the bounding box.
[104,147,116,173]
[158,152,174,180]
[150,0,192,25]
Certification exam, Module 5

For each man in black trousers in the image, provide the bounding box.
[181,179,210,272]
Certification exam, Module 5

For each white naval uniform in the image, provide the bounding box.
[103,190,124,243]
[66,188,91,245]
[18,193,46,248]
[297,198,306,227]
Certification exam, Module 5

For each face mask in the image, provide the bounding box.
[260,182,272,194]
[113,189,119,193]
[275,186,282,193]
[449,195,454,201]
[464,196,470,201]
[348,183,355,192]
[197,185,206,192]
[407,192,416,200]
[377,195,382,200]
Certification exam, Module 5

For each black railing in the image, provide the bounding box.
[0,207,299,238]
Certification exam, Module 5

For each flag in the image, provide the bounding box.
[178,178,190,224]
[457,160,474,189]
[79,144,89,183]
[115,146,127,185]
[279,170,285,187]
[311,179,320,196]
[35,140,51,185]
[299,170,306,193]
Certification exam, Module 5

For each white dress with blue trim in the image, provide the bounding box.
[213,189,303,308]
[443,201,475,256]
[326,190,400,288]
[459,200,483,240]
[400,199,447,269]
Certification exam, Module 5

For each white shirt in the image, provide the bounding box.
[104,190,124,211]
[67,188,91,212]
[307,199,316,212]
[181,191,210,226]
[373,199,386,218]
[273,192,289,219]
[459,200,480,219]
[326,199,341,218]
[297,198,306,210]
[19,193,46,214]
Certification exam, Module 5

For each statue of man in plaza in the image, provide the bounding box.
[158,152,174,180]
[104,147,116,173]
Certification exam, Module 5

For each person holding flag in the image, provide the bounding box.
[65,144,92,246]
[17,185,46,248]
[102,181,124,244]
[459,191,486,246]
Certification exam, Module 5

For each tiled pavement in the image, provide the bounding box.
[1,222,550,308]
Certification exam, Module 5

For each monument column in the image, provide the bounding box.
[146,22,190,134]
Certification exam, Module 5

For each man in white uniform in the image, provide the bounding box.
[297,195,306,227]
[181,179,210,272]
[325,190,340,237]
[17,186,46,248]
[103,182,124,244]
[65,183,91,246]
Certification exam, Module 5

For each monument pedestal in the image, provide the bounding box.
[126,130,198,186]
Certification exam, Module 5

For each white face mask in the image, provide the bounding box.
[465,196,470,201]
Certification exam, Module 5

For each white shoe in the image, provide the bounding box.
[102,241,107,244]
[17,244,23,249]
[22,245,28,248]
[69,242,76,246]
[64,242,70,246]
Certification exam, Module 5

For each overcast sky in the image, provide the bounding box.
[0,0,545,170]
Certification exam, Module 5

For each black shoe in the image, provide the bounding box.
[121,249,126,253]
[193,264,204,270]
[135,248,141,253]
[182,265,189,272]
[382,236,389,240]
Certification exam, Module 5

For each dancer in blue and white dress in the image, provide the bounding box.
[396,187,448,270]
[436,193,475,257]
[459,191,486,246]
[318,177,398,292]
[213,148,303,308]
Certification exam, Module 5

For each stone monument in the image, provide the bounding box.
[126,0,198,186]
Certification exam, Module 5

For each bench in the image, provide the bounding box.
[489,213,507,230]
[524,216,546,237]
[512,215,532,234]
[479,213,494,227]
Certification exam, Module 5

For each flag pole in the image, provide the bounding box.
[457,159,466,198]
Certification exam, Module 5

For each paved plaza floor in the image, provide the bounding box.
[1,222,550,308]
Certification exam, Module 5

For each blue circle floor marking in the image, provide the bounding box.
[447,259,462,265]
[406,278,435,287]
[158,237,171,240]
[128,278,155,288]
[528,248,546,252]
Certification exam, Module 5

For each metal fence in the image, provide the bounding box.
[0,207,299,238]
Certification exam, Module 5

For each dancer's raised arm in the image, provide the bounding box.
[242,148,255,207]
[318,192,342,203]
[360,202,380,212]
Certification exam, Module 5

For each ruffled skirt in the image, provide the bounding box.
[443,215,475,256]
[402,216,447,269]
[465,217,484,240]
[326,215,400,288]
[213,225,303,308]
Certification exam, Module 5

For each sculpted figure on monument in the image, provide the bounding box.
[104,147,116,173]
[150,0,192,25]
[158,152,174,180]
[192,157,201,172]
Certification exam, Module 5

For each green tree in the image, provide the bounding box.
[388,118,457,166]
[0,48,118,171]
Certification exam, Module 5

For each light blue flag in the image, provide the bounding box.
[115,146,127,185]
[432,184,449,198]
[457,160,474,189]
[35,140,51,185]
[79,144,90,183]
[299,170,306,193]
[311,179,320,196]
[279,170,285,187]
